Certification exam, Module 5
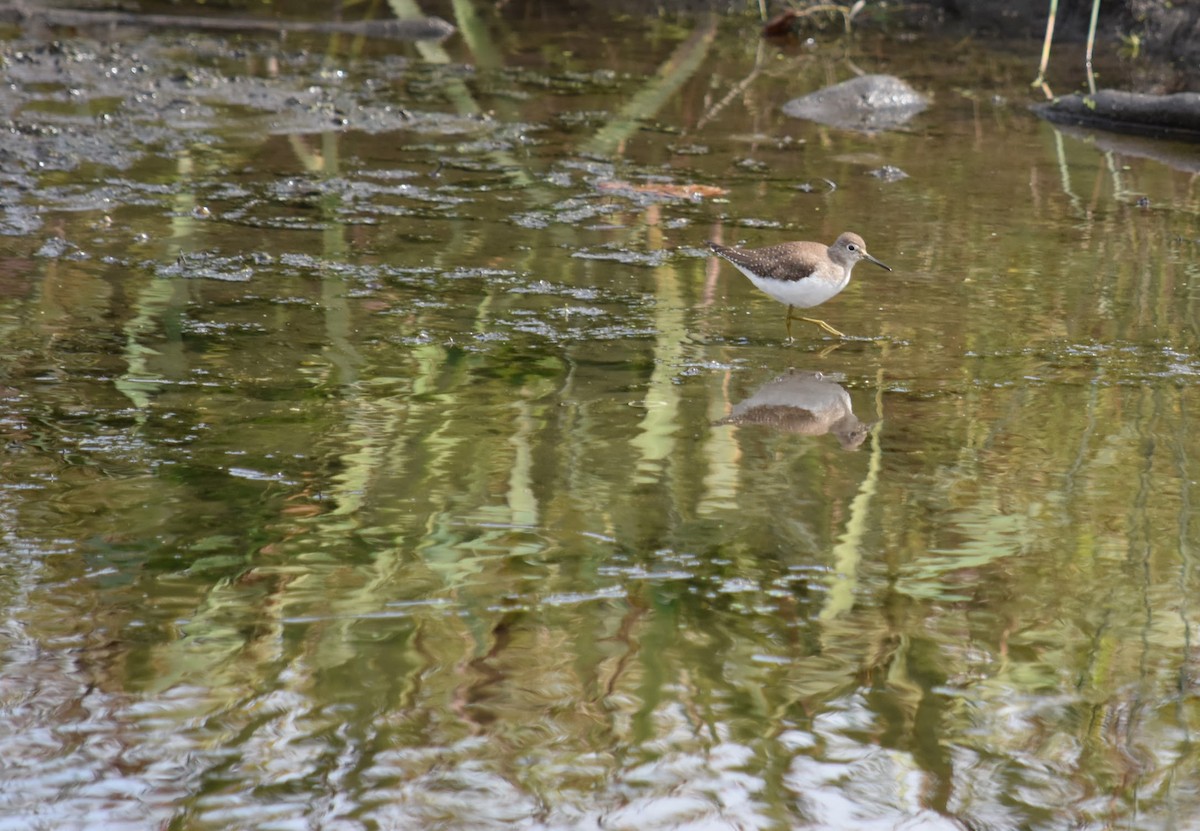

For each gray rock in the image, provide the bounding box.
[782,74,928,133]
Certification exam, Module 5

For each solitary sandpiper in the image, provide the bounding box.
[707,232,892,339]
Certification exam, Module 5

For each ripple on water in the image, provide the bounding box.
[508,280,600,300]
[156,251,271,281]
[571,247,669,267]
[539,585,627,606]
[511,198,620,228]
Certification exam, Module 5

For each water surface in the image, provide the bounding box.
[1,4,1199,829]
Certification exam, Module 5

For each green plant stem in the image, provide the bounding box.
[1086,0,1101,95]
[1032,0,1058,99]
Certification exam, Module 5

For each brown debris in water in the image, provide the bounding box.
[596,180,728,199]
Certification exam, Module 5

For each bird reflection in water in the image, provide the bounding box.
[716,369,875,451]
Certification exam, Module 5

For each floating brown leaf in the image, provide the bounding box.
[597,180,728,199]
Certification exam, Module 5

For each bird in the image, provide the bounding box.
[706,232,892,340]
[715,368,874,450]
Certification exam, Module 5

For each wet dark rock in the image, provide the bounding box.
[34,237,85,259]
[795,179,837,193]
[1032,90,1200,143]
[157,252,264,281]
[734,158,768,171]
[782,75,929,133]
[867,165,909,181]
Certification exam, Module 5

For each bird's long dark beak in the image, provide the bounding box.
[865,253,892,272]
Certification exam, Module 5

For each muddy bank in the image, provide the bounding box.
[0,5,455,42]
[4,0,1195,88]
[937,0,1197,83]
[500,0,1197,89]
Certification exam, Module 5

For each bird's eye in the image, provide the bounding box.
[847,243,857,251]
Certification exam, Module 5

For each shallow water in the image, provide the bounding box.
[1,4,1199,829]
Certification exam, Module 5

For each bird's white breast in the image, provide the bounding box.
[731,263,851,308]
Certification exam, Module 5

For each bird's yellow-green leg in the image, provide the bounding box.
[801,316,845,338]
[786,307,844,339]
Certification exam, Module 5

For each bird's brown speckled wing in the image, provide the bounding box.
[707,241,827,283]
